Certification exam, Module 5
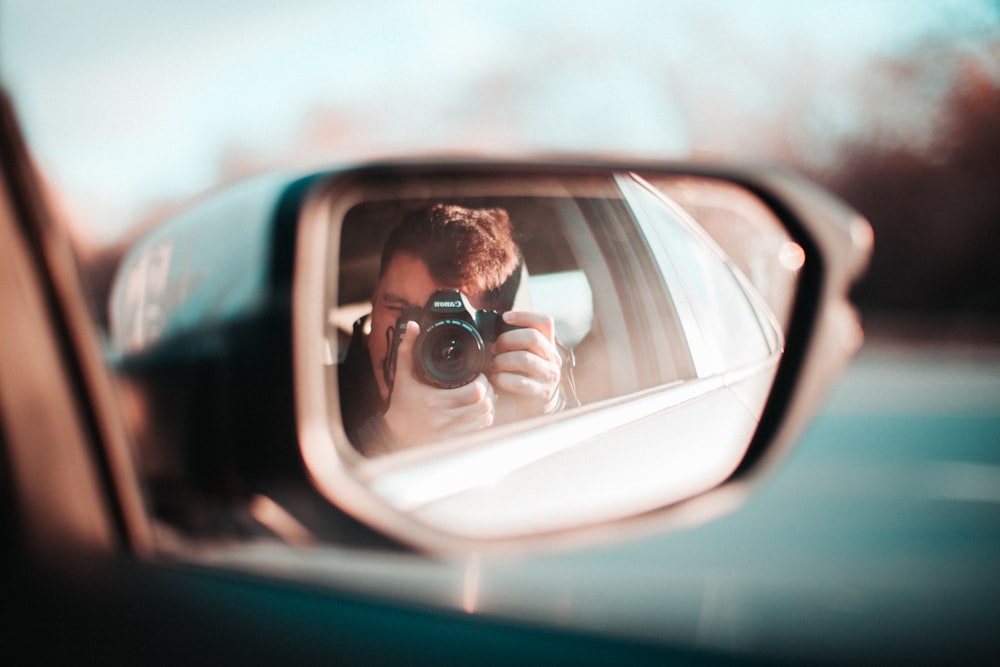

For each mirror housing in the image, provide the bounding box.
[109,160,871,554]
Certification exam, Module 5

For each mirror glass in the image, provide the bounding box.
[309,170,801,540]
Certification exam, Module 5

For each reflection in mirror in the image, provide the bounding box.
[314,171,800,540]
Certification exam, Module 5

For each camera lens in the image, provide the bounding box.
[431,337,467,373]
[416,320,487,388]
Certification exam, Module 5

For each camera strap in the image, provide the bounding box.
[382,323,398,397]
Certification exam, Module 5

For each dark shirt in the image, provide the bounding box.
[337,315,393,455]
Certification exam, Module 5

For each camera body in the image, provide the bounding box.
[388,289,519,389]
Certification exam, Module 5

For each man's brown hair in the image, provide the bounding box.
[379,204,523,309]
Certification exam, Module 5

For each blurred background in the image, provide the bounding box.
[1,0,998,336]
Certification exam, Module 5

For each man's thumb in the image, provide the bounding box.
[393,320,420,380]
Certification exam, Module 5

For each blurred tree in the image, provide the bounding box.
[822,41,1000,320]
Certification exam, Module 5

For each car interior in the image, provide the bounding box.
[327,195,655,423]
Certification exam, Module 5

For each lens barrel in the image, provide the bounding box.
[414,318,488,388]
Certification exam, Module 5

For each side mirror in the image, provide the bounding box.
[110,161,871,554]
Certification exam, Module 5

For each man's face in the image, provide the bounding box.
[367,252,486,400]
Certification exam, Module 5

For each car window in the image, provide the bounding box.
[618,173,782,376]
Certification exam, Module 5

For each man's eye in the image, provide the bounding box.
[379,303,405,315]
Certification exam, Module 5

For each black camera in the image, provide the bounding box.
[386,289,520,389]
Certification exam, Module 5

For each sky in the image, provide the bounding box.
[1,0,998,243]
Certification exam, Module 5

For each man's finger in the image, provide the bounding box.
[393,320,420,382]
[502,310,554,341]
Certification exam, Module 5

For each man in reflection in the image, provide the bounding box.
[339,204,567,456]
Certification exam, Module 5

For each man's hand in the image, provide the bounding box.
[382,321,496,449]
[490,310,562,416]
